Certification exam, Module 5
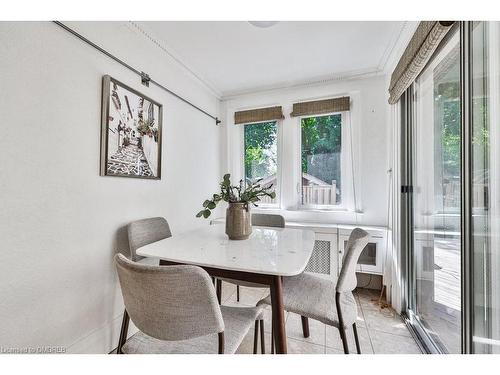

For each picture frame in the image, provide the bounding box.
[100,75,163,179]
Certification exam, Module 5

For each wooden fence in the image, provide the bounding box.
[302,182,337,205]
[256,180,338,206]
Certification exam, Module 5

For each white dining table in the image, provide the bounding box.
[136,224,315,354]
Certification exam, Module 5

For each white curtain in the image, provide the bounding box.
[383,101,403,312]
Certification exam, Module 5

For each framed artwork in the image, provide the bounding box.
[100,75,162,179]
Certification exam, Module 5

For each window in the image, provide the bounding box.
[300,114,342,207]
[235,101,353,213]
[243,121,278,205]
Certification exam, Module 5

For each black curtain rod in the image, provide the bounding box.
[53,21,221,125]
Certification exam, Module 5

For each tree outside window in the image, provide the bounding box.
[301,114,342,206]
[244,121,278,204]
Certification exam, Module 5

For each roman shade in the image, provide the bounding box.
[388,21,455,104]
[290,97,350,117]
[234,106,284,124]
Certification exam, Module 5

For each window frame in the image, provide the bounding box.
[240,119,282,209]
[295,110,354,211]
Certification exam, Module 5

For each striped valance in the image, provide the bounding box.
[290,96,350,117]
[388,21,455,104]
[234,106,284,124]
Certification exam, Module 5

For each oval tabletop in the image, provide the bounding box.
[136,225,315,276]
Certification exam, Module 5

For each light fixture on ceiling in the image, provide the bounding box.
[248,21,279,28]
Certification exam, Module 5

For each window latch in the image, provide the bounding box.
[401,185,413,193]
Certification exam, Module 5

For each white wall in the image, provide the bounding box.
[221,75,391,227]
[0,22,222,353]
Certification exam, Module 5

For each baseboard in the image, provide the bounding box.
[66,313,138,354]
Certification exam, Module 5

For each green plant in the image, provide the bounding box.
[196,174,276,218]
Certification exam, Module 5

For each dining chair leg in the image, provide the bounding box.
[236,285,240,302]
[216,279,222,305]
[338,326,349,354]
[352,323,361,354]
[271,323,275,354]
[259,320,265,354]
[253,321,259,354]
[335,292,349,354]
[218,332,225,354]
[117,309,130,354]
[301,316,310,338]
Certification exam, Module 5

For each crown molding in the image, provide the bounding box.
[220,67,384,101]
[381,21,419,74]
[377,22,407,72]
[126,21,223,99]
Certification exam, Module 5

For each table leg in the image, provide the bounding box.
[270,275,287,354]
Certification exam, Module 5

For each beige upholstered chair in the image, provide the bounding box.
[255,228,370,354]
[116,217,172,354]
[251,213,285,228]
[127,217,172,262]
[115,254,262,354]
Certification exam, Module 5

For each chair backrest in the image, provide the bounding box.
[115,253,224,341]
[336,228,370,293]
[127,217,171,261]
[251,213,285,228]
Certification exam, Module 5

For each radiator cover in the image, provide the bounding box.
[305,239,331,275]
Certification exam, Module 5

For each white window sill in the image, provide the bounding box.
[252,206,363,215]
[294,207,351,213]
[251,206,280,212]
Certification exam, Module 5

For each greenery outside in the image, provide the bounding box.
[244,122,277,182]
[301,114,342,185]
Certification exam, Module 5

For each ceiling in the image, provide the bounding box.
[141,21,407,98]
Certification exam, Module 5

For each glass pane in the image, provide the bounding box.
[471,21,500,354]
[301,114,341,206]
[244,121,278,205]
[412,29,461,353]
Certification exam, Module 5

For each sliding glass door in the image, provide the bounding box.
[407,26,462,353]
[403,21,500,354]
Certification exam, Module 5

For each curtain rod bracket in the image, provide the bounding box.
[215,117,221,125]
[140,72,151,87]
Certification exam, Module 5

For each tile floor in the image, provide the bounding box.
[217,284,422,354]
